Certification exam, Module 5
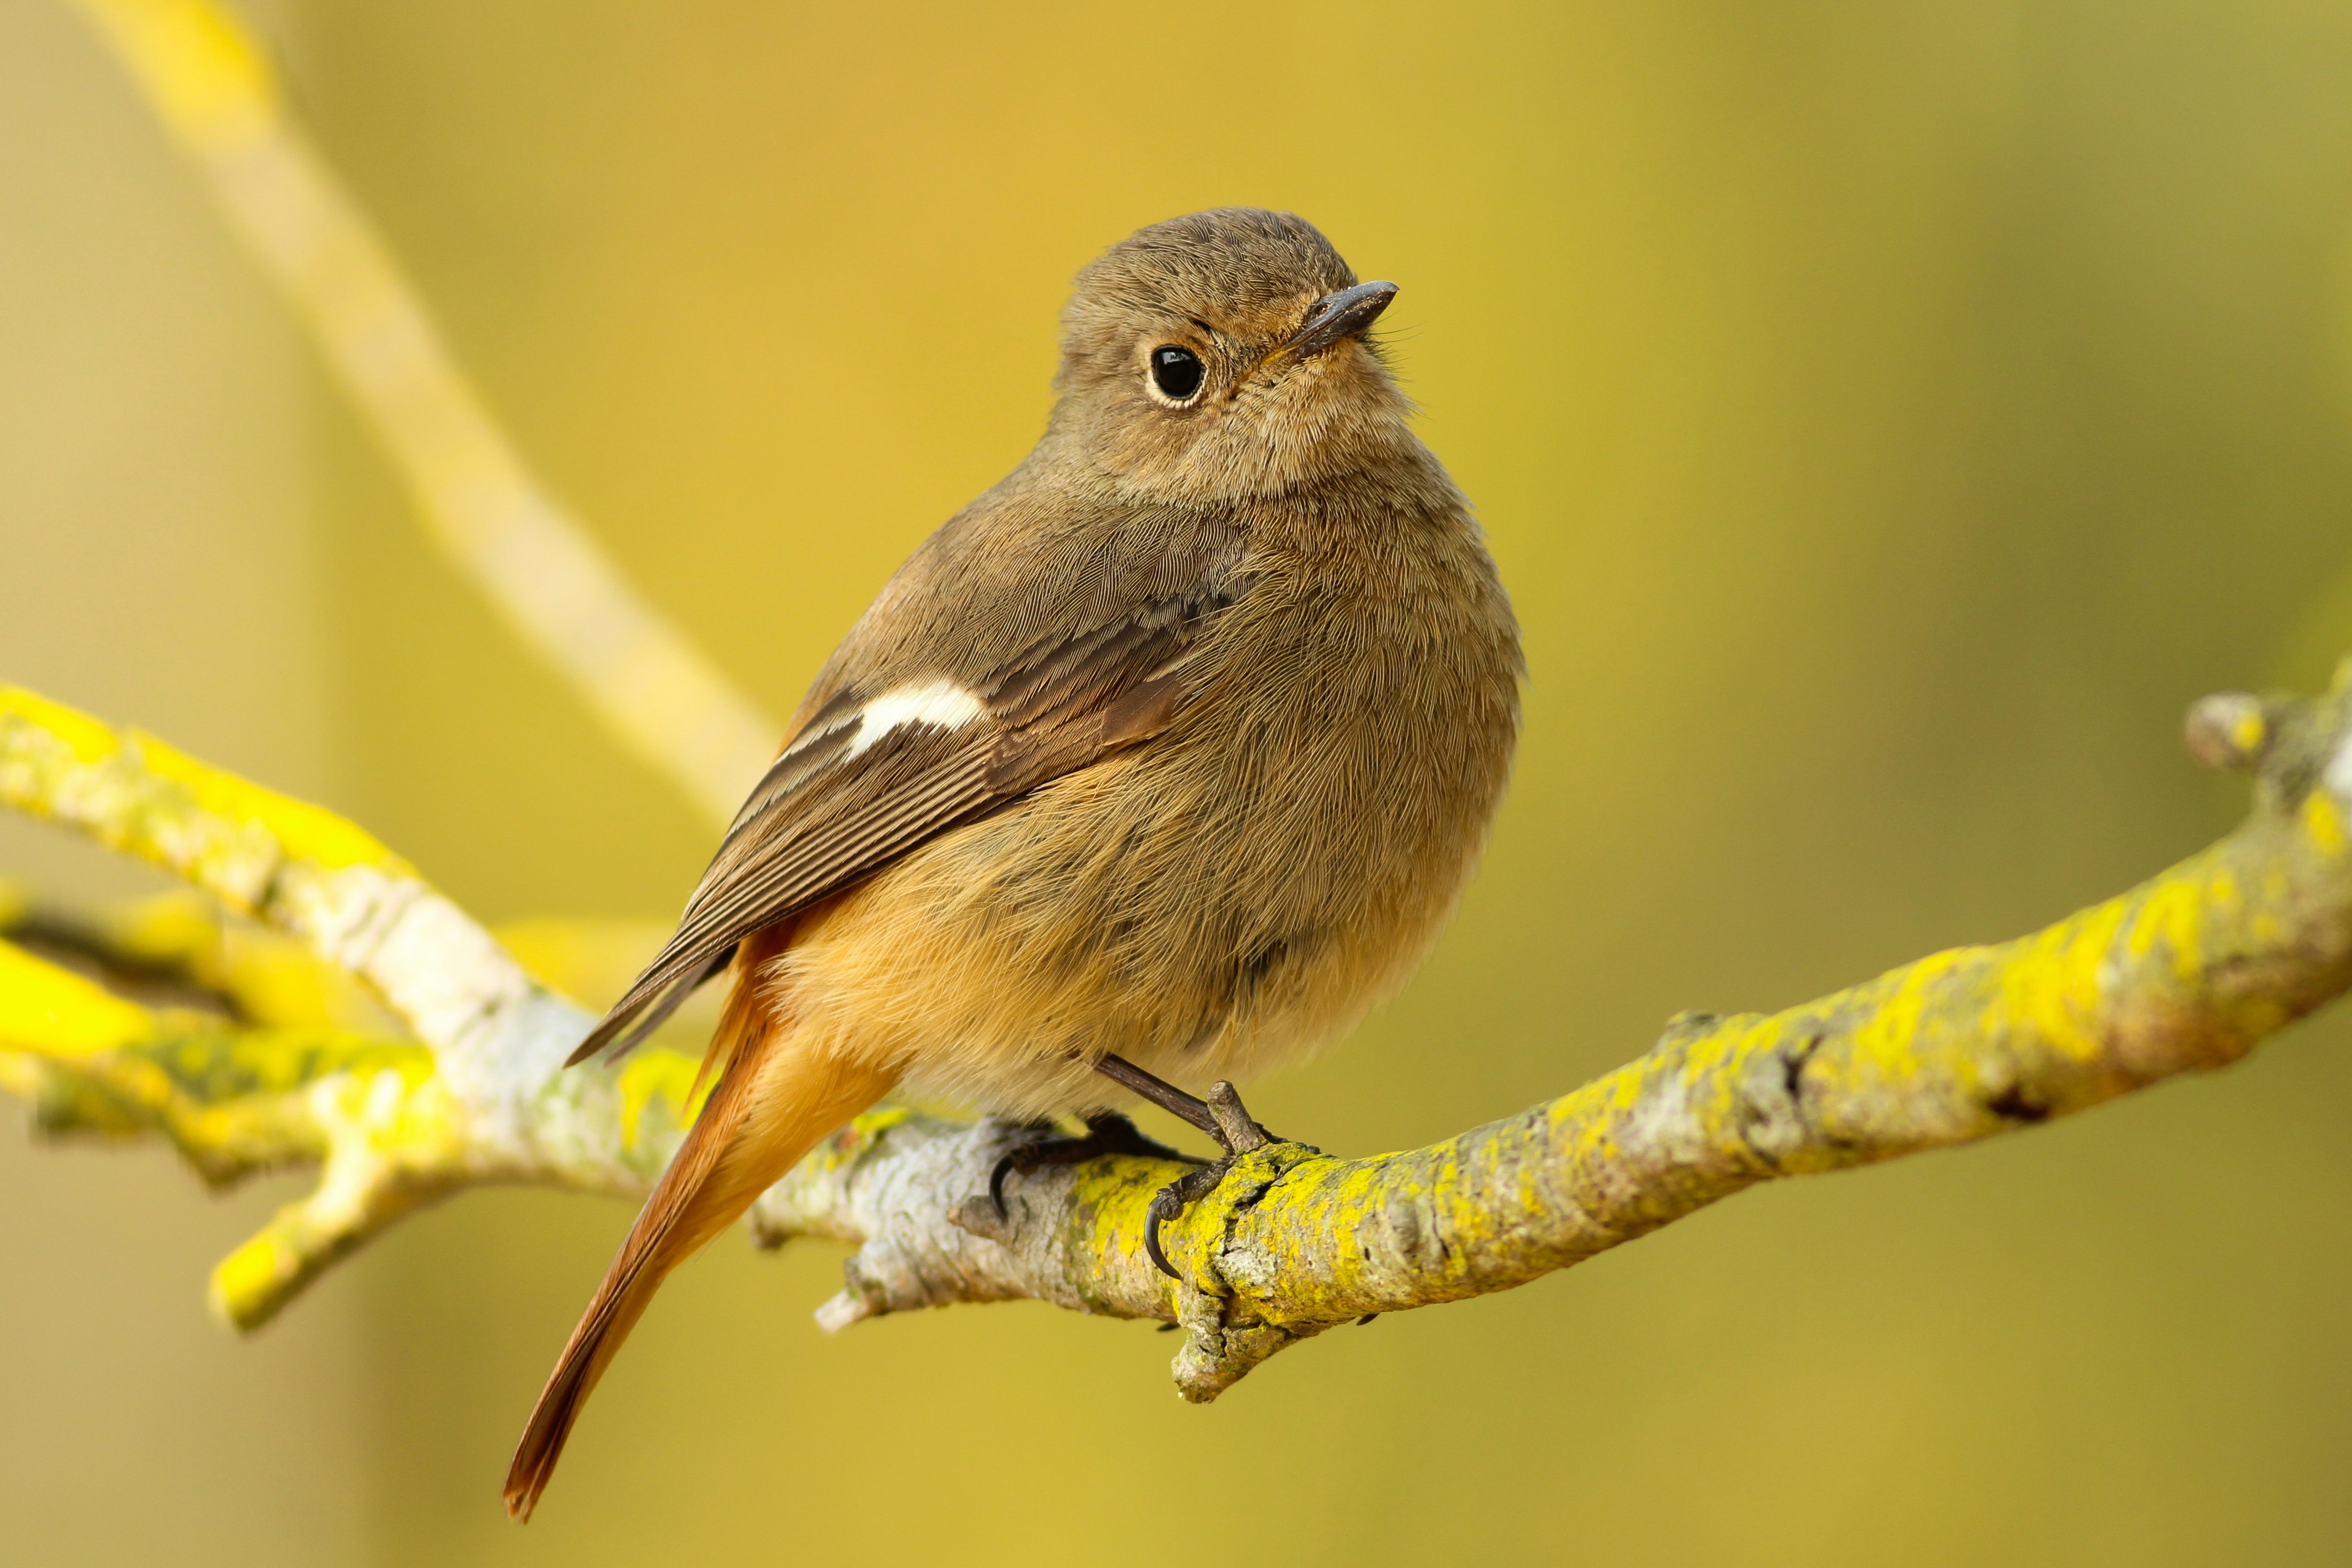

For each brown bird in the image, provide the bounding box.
[502,207,1522,1520]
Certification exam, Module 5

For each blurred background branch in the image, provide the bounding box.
[66,0,778,829]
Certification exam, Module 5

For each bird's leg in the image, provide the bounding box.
[1086,1055,1299,1281]
[1139,1081,1292,1281]
[1087,1051,1228,1138]
[991,1053,1239,1220]
[989,1109,1206,1219]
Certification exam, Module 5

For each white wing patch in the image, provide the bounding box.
[842,679,985,759]
[774,678,987,770]
[718,676,990,851]
[735,680,987,824]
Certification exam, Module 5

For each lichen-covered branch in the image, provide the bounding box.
[7,673,2352,1404]
[742,672,2352,1398]
[0,686,713,1327]
[0,935,446,1317]
[0,686,581,1096]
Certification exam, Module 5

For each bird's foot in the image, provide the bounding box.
[990,1112,1204,1219]
[1079,1057,1318,1284]
[1143,1080,1306,1282]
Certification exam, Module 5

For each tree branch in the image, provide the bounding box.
[0,685,708,1327]
[66,0,781,827]
[6,673,2352,1403]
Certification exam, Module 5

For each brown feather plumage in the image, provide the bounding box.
[506,925,893,1520]
[508,208,1522,1516]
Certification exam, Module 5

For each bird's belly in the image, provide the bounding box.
[762,738,1482,1120]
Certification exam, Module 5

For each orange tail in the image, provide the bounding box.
[503,960,893,1522]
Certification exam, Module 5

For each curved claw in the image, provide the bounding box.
[991,1114,1194,1220]
[1142,1157,1232,1282]
[1134,1081,1292,1284]
[988,1149,1021,1220]
[1144,1190,1185,1280]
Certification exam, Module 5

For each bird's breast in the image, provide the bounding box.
[773,517,1521,1118]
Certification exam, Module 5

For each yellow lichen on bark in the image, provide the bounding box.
[771,675,2352,1405]
[0,685,410,904]
[9,674,2352,1401]
[0,939,158,1060]
[0,924,494,1328]
[1099,682,2352,1384]
[0,687,709,1327]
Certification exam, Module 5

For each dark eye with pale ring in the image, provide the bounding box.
[1149,345,1204,402]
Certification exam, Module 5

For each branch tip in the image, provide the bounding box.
[813,1291,873,1333]
[2184,690,2267,773]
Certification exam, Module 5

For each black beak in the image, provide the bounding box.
[1284,280,1399,358]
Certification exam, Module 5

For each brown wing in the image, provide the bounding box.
[563,582,1235,1066]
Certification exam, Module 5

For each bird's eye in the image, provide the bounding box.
[1149,345,1204,403]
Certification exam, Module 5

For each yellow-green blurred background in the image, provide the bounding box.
[9,0,2352,1562]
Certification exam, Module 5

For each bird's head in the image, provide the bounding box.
[1050,208,1419,503]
